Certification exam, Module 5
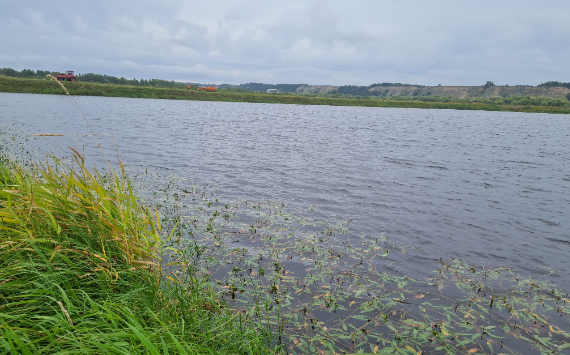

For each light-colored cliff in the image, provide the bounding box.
[295,85,338,94]
[368,85,570,99]
[296,84,570,99]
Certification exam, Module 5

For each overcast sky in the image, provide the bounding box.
[1,0,569,86]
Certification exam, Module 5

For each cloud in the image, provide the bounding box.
[1,0,569,85]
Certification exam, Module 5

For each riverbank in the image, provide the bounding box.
[2,76,570,114]
[0,152,275,354]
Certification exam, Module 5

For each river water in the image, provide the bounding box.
[1,92,569,285]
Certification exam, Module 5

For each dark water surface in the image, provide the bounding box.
[1,92,569,284]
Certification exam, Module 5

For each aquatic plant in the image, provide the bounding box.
[144,170,570,354]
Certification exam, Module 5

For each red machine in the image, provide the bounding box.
[55,71,77,82]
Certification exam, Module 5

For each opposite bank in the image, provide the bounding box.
[1,76,570,114]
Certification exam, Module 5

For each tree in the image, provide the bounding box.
[36,70,56,77]
[538,81,570,89]
[566,93,570,101]
[19,69,35,77]
[483,81,495,89]
[0,68,18,77]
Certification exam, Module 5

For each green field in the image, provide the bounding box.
[2,76,570,114]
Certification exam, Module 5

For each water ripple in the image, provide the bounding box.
[1,93,569,283]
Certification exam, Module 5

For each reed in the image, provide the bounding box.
[0,151,275,354]
[0,150,158,266]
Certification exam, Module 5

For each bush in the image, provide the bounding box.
[483,81,495,89]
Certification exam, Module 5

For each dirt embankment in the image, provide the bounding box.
[296,84,570,99]
[295,85,338,94]
[369,85,570,99]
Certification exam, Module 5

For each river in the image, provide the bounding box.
[1,92,569,282]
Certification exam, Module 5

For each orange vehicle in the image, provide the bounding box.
[197,86,216,92]
[55,71,77,82]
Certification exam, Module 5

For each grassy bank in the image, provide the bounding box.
[0,151,276,354]
[2,76,570,114]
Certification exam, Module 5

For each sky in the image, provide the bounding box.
[1,0,569,86]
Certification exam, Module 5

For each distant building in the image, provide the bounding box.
[267,89,279,93]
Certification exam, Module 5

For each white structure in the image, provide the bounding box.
[267,89,279,93]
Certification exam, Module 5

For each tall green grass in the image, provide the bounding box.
[0,151,276,354]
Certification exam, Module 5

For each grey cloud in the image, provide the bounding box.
[1,0,569,85]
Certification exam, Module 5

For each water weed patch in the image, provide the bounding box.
[146,171,570,355]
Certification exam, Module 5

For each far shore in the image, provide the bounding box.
[2,76,570,114]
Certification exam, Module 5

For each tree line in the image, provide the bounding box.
[538,81,570,89]
[0,68,190,89]
[0,68,58,78]
[77,73,189,88]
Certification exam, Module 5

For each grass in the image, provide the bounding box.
[2,76,570,114]
[0,150,277,354]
